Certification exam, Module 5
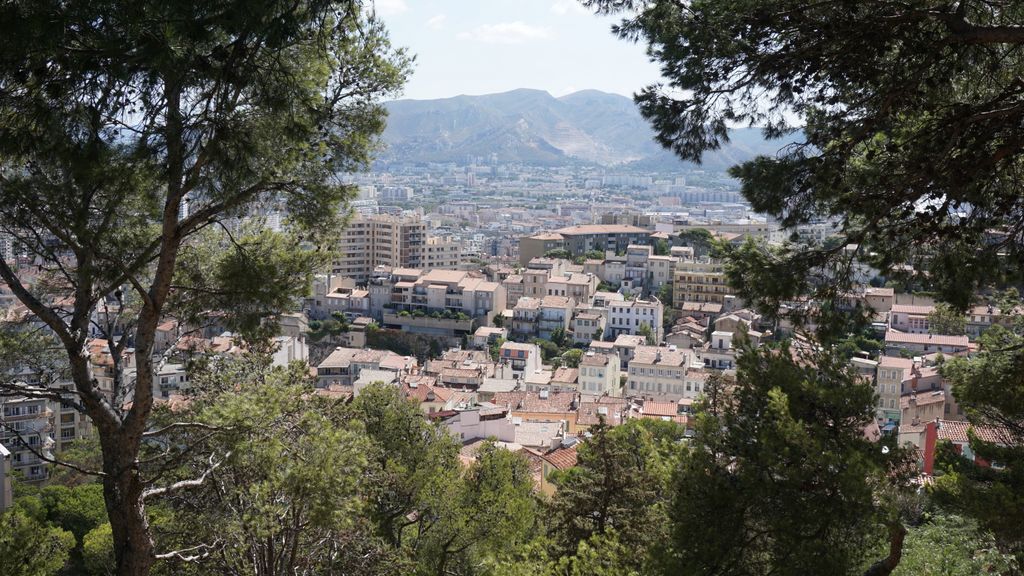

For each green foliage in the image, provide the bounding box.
[891,513,1018,576]
[543,249,573,260]
[638,322,655,345]
[549,420,685,570]
[934,325,1024,559]
[367,327,446,362]
[835,330,884,360]
[0,501,75,576]
[533,339,561,362]
[653,239,670,256]
[661,342,914,575]
[0,0,412,571]
[41,483,108,544]
[490,337,507,362]
[550,326,567,348]
[677,228,716,258]
[928,304,967,336]
[591,0,1024,308]
[561,348,583,368]
[83,523,115,576]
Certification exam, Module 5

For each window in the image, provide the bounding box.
[60,413,75,424]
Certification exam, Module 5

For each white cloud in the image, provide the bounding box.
[425,14,446,30]
[373,0,408,17]
[550,0,588,15]
[457,21,552,45]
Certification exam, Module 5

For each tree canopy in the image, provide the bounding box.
[590,0,1024,310]
[0,1,409,574]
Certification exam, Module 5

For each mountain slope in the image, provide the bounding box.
[380,89,798,170]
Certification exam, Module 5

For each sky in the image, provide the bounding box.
[373,0,664,101]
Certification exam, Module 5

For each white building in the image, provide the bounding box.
[607,297,665,343]
[0,444,12,512]
[578,351,621,396]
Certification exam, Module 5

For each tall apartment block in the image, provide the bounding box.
[333,214,427,282]
[333,214,466,283]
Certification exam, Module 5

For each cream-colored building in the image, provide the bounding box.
[625,345,697,399]
[673,258,730,305]
[578,351,621,396]
[876,355,914,423]
[332,214,427,282]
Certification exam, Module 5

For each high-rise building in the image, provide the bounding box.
[332,214,427,282]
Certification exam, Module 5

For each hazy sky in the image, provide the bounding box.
[374,0,663,100]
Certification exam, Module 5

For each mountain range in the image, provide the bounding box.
[379,88,797,171]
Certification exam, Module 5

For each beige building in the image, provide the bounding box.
[423,234,465,270]
[519,225,653,265]
[332,214,427,282]
[625,345,695,399]
[673,258,730,305]
[876,355,914,423]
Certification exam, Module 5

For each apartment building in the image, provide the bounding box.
[889,304,935,334]
[316,347,417,389]
[607,297,665,343]
[0,444,11,512]
[624,345,692,399]
[511,297,542,340]
[332,213,426,282]
[884,331,969,356]
[519,225,653,265]
[423,234,465,270]
[0,396,53,483]
[538,296,575,340]
[586,245,678,294]
[876,356,914,423]
[673,258,730,305]
[498,341,543,375]
[377,269,507,340]
[571,311,606,344]
[578,351,621,396]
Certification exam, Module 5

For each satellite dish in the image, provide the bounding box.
[881,446,890,455]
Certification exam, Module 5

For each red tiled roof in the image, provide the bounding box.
[885,331,969,347]
[937,420,1017,445]
[541,445,578,470]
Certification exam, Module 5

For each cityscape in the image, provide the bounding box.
[1,1,1022,576]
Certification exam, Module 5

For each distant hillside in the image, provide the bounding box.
[379,89,799,171]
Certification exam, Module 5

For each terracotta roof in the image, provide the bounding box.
[642,401,680,417]
[900,390,946,409]
[631,345,688,367]
[878,355,916,369]
[551,367,579,384]
[890,304,936,315]
[885,331,969,347]
[540,445,578,470]
[580,352,613,367]
[494,390,577,413]
[937,420,1017,445]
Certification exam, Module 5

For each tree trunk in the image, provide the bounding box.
[863,520,906,576]
[101,429,155,576]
